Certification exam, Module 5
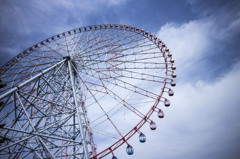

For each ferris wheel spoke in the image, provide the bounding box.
[103,76,157,100]
[74,67,150,124]
[75,54,165,65]
[71,62,124,139]
[86,28,124,49]
[77,31,143,60]
[68,33,93,55]
[74,69,113,97]
[109,50,164,61]
[95,77,145,118]
[3,62,54,82]
[84,65,159,100]
[90,89,146,129]
[5,59,58,74]
[75,67,159,106]
[103,86,146,117]
[92,128,121,140]
[79,36,146,63]
[76,28,128,56]
[89,78,145,124]
[41,43,66,57]
[70,44,164,72]
[78,41,154,68]
[74,29,104,53]
[85,83,118,109]
[110,57,165,65]
[104,68,167,83]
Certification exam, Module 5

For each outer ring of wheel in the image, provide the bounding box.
[0,24,171,159]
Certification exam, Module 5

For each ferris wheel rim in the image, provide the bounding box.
[0,24,175,159]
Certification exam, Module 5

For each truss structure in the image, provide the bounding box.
[0,24,176,159]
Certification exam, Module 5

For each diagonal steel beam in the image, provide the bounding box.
[15,91,56,159]
[0,59,66,100]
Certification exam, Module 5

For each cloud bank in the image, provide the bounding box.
[119,2,240,158]
[0,0,240,158]
[114,2,240,158]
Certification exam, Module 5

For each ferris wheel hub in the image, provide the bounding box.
[63,56,71,60]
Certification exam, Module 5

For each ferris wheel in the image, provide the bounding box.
[0,24,176,159]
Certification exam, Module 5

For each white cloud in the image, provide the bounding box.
[110,8,240,158]
[156,20,214,81]
[33,0,128,14]
[0,0,129,38]
[114,10,240,158]
[113,60,240,159]
[157,20,211,65]
[156,9,240,83]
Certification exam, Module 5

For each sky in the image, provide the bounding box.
[1,0,240,158]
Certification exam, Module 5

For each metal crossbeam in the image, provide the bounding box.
[0,59,66,100]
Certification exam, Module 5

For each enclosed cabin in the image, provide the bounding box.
[139,133,146,143]
[164,99,171,107]
[150,121,157,130]
[171,80,176,87]
[126,145,134,155]
[158,110,164,118]
[168,89,174,96]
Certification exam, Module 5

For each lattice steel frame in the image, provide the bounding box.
[0,24,176,159]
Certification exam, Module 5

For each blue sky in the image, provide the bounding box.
[0,0,240,158]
